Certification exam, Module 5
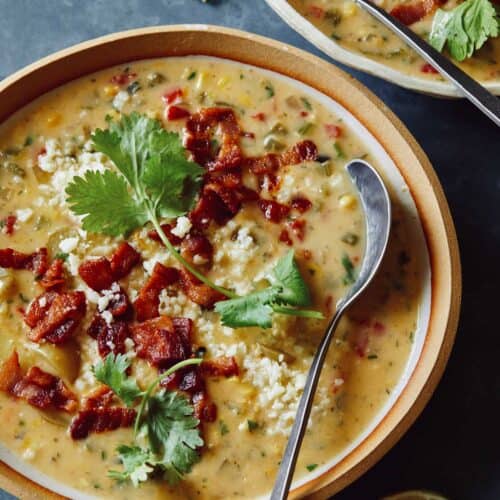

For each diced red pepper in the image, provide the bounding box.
[421,63,439,74]
[3,215,16,236]
[162,88,183,105]
[251,112,266,121]
[325,124,342,138]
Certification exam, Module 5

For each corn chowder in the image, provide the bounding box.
[0,57,422,499]
[289,0,500,82]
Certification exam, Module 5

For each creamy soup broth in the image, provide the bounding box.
[0,57,422,499]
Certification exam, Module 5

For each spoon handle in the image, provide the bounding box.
[355,0,500,127]
[270,308,344,500]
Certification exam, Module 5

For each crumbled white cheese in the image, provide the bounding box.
[113,90,130,111]
[15,208,33,222]
[171,216,192,238]
[59,237,79,254]
[193,254,208,265]
[67,253,81,276]
[39,296,47,308]
[101,310,114,325]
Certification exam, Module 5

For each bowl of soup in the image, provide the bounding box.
[0,25,460,499]
[266,0,500,96]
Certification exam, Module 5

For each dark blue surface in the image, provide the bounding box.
[0,1,499,499]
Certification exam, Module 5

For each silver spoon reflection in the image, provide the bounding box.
[270,159,391,500]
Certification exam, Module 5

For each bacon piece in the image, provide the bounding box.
[390,0,441,25]
[110,242,140,281]
[184,107,242,171]
[179,268,226,309]
[166,105,191,121]
[291,197,312,213]
[173,317,193,346]
[289,219,306,241]
[131,316,190,368]
[244,140,318,176]
[162,367,205,393]
[189,190,234,229]
[279,229,293,246]
[0,351,23,392]
[201,356,239,378]
[203,182,241,215]
[107,286,132,318]
[258,199,291,223]
[78,257,114,292]
[180,232,213,267]
[26,291,86,344]
[88,315,130,358]
[148,223,183,246]
[0,248,48,277]
[192,391,217,422]
[12,366,77,412]
[3,215,16,236]
[134,263,179,321]
[70,407,136,440]
[83,386,115,410]
[39,259,65,290]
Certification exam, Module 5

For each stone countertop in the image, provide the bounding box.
[0,1,498,499]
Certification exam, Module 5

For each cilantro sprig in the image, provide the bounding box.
[429,0,499,61]
[66,113,324,327]
[215,250,324,328]
[95,353,203,486]
[66,112,231,298]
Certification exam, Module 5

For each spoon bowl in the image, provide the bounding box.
[271,159,391,500]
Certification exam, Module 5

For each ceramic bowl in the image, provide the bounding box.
[265,0,500,97]
[0,25,461,499]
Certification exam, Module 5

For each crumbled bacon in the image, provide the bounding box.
[109,242,141,281]
[134,263,179,322]
[131,316,190,368]
[192,391,217,422]
[180,232,213,267]
[179,268,226,309]
[88,315,130,358]
[70,407,136,440]
[3,215,17,236]
[184,107,242,171]
[258,199,291,223]
[0,247,48,277]
[201,356,239,378]
[106,286,132,318]
[78,257,114,291]
[83,386,115,410]
[39,259,65,290]
[12,366,77,412]
[279,229,293,246]
[288,219,307,241]
[291,197,312,213]
[251,112,266,121]
[25,291,86,344]
[148,223,183,246]
[189,190,234,229]
[0,351,22,393]
[390,0,442,25]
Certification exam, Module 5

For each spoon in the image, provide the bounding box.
[354,0,500,127]
[270,159,391,500]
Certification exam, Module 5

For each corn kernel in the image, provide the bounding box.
[46,112,61,127]
[103,84,120,97]
[145,109,161,120]
[216,76,231,89]
[339,194,357,210]
[238,93,253,107]
[342,2,358,17]
[195,71,209,91]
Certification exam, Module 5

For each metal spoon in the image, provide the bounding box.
[354,0,500,127]
[270,160,391,500]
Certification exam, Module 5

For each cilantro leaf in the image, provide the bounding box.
[215,251,323,328]
[108,445,154,486]
[341,253,356,285]
[93,353,142,407]
[215,288,279,328]
[66,170,147,236]
[144,390,203,481]
[273,249,311,306]
[429,0,499,61]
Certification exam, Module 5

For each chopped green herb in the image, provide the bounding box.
[23,135,34,147]
[219,421,229,436]
[147,72,166,87]
[4,147,21,156]
[4,163,26,178]
[306,463,318,472]
[341,253,356,285]
[298,122,314,136]
[300,97,312,111]
[333,142,345,158]
[367,354,378,360]
[264,136,285,152]
[18,293,30,304]
[54,252,69,261]
[341,232,359,246]
[187,71,197,80]
[247,420,259,432]
[264,82,275,98]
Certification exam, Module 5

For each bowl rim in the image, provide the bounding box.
[0,24,461,500]
[265,0,500,98]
